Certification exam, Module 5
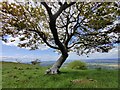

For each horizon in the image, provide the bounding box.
[1,57,119,65]
[0,1,119,63]
[1,40,119,62]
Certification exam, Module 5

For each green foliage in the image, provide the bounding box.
[0,1,49,50]
[96,67,102,71]
[1,62,118,88]
[67,60,87,70]
[0,1,119,53]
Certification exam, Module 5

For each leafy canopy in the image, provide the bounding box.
[0,1,119,55]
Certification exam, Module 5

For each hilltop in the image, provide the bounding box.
[1,62,119,88]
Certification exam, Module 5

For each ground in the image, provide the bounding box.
[1,62,119,88]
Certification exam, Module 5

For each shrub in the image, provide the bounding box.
[67,60,87,70]
[96,67,102,71]
[31,59,41,65]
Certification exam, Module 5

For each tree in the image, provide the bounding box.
[0,1,119,74]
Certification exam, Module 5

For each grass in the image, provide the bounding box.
[1,62,119,88]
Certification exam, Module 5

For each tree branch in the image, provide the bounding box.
[28,29,59,50]
[64,12,80,48]
[41,2,53,17]
[41,2,76,55]
[54,2,76,19]
[68,41,84,49]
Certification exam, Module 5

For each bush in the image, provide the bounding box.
[96,67,102,71]
[67,60,87,70]
[31,59,41,65]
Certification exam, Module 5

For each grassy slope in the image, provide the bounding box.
[1,62,119,88]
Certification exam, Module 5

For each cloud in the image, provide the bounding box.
[0,46,118,63]
[1,35,119,62]
[68,46,119,60]
[1,53,59,62]
[2,37,20,46]
[2,36,49,50]
[0,56,18,62]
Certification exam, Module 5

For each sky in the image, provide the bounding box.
[0,0,119,62]
[0,40,119,62]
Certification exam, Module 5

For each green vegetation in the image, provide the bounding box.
[2,62,118,88]
[1,1,119,74]
[67,60,87,70]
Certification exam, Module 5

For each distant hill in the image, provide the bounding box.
[80,58,119,63]
[1,58,119,66]
[39,58,119,66]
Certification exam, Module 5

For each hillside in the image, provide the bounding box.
[1,62,119,88]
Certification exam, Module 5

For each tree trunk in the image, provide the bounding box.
[45,54,68,74]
